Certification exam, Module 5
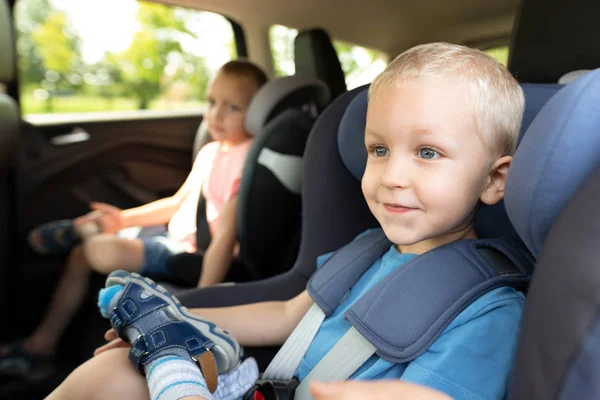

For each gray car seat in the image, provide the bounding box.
[165,75,331,287]
[511,167,600,400]
[507,71,600,399]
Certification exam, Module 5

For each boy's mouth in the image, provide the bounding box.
[210,124,225,134]
[383,203,418,214]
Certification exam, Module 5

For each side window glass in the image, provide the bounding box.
[269,24,297,76]
[332,40,388,89]
[14,0,238,122]
[484,46,509,66]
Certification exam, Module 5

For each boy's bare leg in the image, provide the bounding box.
[46,346,208,400]
[23,245,90,355]
[45,348,149,400]
[28,237,145,355]
[1,237,144,358]
[83,234,145,275]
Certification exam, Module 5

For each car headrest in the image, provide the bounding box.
[558,70,591,85]
[245,75,330,137]
[294,28,347,99]
[335,81,564,239]
[506,68,600,257]
[0,0,15,82]
[337,86,368,181]
[508,0,600,83]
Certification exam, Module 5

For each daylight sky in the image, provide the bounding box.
[50,0,233,71]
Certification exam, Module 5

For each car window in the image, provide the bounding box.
[15,0,240,123]
[269,24,389,89]
[484,46,509,66]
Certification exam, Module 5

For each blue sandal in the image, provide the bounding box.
[0,341,55,380]
[27,220,79,256]
[103,270,243,392]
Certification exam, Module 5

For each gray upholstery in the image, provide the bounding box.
[245,75,329,136]
[510,166,600,400]
[294,28,347,99]
[0,0,14,82]
[0,94,18,168]
[505,70,600,258]
[192,119,210,160]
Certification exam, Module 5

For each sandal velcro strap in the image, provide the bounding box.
[196,350,219,393]
[128,320,219,392]
[110,284,169,341]
[104,271,240,389]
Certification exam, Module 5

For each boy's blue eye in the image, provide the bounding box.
[207,99,215,107]
[228,104,241,111]
[418,148,440,160]
[374,146,389,157]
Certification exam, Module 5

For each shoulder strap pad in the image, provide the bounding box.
[307,229,391,316]
[345,237,534,363]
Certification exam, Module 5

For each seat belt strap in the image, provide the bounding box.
[262,303,326,380]
[294,327,376,400]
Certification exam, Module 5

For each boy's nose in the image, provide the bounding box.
[381,156,410,188]
[210,105,225,122]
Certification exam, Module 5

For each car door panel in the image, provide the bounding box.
[16,115,201,236]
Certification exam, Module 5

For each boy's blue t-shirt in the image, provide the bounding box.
[295,244,525,400]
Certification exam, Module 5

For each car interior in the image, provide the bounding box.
[0,0,599,398]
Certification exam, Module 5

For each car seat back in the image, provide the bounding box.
[184,76,330,283]
[507,69,600,399]
[509,0,600,82]
[294,28,347,99]
[510,167,600,400]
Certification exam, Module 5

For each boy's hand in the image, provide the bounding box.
[310,381,452,400]
[77,202,124,234]
[93,329,130,356]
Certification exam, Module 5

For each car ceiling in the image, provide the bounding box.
[159,0,519,55]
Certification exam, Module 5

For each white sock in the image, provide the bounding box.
[146,356,213,400]
[98,285,213,400]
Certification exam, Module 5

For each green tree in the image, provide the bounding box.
[84,59,126,109]
[30,10,81,111]
[14,0,52,88]
[333,41,376,78]
[121,30,181,109]
[168,53,211,102]
[32,13,77,75]
[108,2,196,109]
[269,25,297,76]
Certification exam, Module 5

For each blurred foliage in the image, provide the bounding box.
[484,46,509,66]
[15,0,231,114]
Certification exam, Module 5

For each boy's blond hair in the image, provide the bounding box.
[369,43,524,156]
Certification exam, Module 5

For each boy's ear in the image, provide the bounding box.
[480,156,512,205]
